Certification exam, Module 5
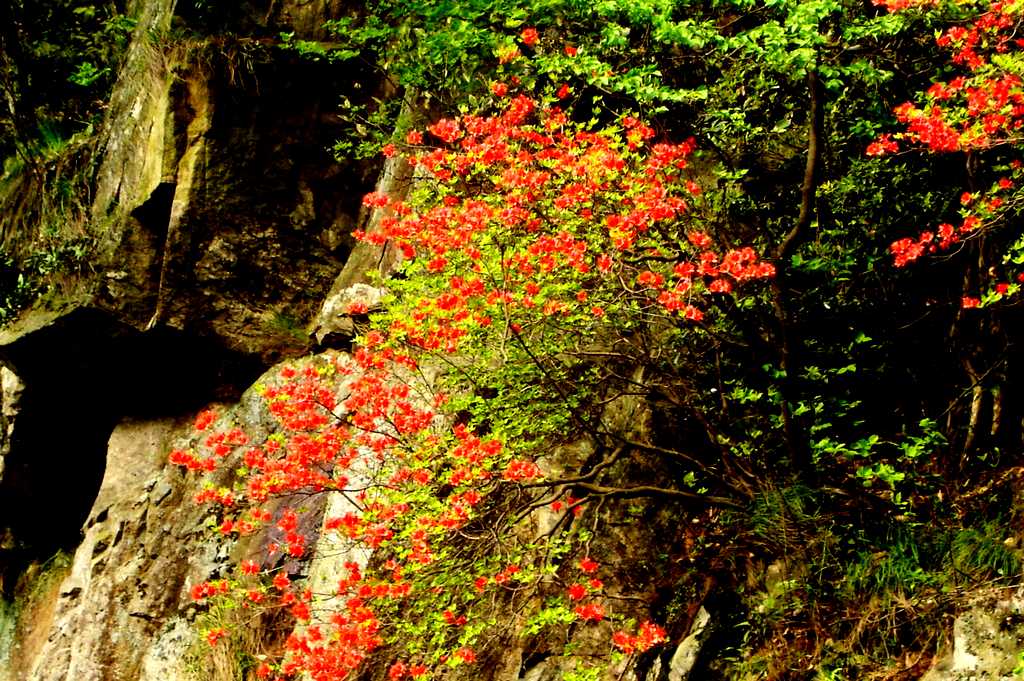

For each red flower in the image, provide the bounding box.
[573,603,605,621]
[636,621,668,650]
[567,584,587,600]
[637,271,664,288]
[612,630,636,652]
[443,609,467,626]
[962,296,981,309]
[579,557,599,573]
[194,409,217,432]
[687,231,712,249]
[273,573,291,590]
[557,83,571,99]
[428,119,461,143]
[708,278,733,294]
[613,621,667,653]
[564,44,577,57]
[866,134,899,157]
[292,601,310,620]
[206,628,228,646]
[521,27,539,46]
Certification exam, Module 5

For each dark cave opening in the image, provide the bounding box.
[0,308,264,589]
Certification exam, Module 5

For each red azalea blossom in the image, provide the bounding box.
[637,271,664,288]
[574,603,605,621]
[172,91,778,681]
[194,409,217,431]
[206,628,228,646]
[866,134,899,157]
[612,621,668,653]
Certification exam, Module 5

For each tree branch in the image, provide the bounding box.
[771,68,823,477]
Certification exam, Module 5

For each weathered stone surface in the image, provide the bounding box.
[88,42,370,359]
[18,416,201,681]
[0,306,262,556]
[0,0,391,668]
[0,367,23,478]
[0,0,381,364]
[921,592,1024,681]
[313,282,387,344]
[667,606,711,681]
[8,351,305,681]
[0,4,809,681]
[314,152,414,344]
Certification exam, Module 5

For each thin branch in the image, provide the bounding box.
[570,482,743,509]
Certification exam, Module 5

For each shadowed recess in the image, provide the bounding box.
[0,307,263,574]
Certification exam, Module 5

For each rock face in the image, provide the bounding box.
[0,367,22,479]
[39,0,378,361]
[16,416,205,681]
[921,593,1024,681]
[5,1,1024,680]
[2,358,296,681]
[0,307,264,558]
[0,0,383,678]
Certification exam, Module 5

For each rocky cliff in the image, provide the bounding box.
[3,2,1024,681]
[0,1,383,678]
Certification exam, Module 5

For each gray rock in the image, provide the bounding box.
[921,592,1024,680]
[668,607,712,681]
